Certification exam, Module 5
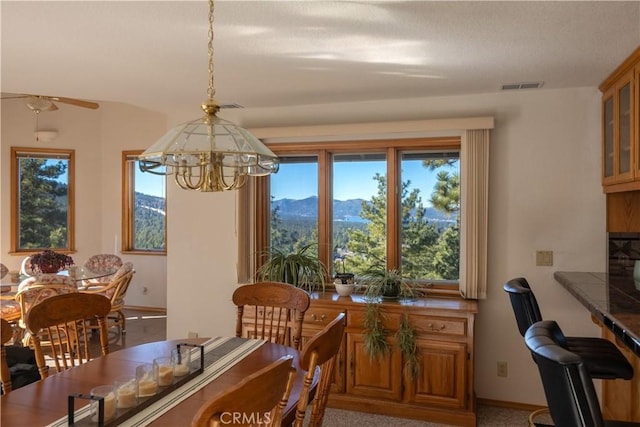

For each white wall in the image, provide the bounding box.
[0,100,168,309]
[1,85,606,407]
[168,86,606,406]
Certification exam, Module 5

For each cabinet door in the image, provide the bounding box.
[603,89,615,183]
[346,333,403,400]
[405,339,468,409]
[616,71,634,182]
[635,64,640,179]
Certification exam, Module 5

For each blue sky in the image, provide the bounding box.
[271,158,458,205]
[135,165,166,198]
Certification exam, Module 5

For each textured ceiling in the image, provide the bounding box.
[2,1,640,116]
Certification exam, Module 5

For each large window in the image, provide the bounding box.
[255,137,461,288]
[11,147,75,252]
[122,151,167,254]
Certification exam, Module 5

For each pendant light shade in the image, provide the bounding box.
[138,0,278,192]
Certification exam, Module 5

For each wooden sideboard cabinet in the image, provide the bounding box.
[301,292,478,427]
[600,45,640,193]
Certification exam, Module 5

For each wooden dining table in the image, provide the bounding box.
[1,337,313,426]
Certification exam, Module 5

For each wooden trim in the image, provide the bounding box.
[267,137,460,153]
[123,305,167,313]
[476,398,547,412]
[386,147,399,269]
[121,150,167,255]
[600,45,640,92]
[318,150,332,271]
[10,147,75,253]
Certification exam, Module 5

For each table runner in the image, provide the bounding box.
[47,336,265,427]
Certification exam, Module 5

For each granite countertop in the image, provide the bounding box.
[554,271,640,357]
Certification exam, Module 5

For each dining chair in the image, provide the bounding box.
[15,275,78,346]
[233,282,311,351]
[191,355,296,427]
[25,292,111,380]
[82,253,123,286]
[19,256,37,277]
[81,262,135,336]
[1,318,13,394]
[525,320,640,427]
[294,312,346,427]
[503,277,633,380]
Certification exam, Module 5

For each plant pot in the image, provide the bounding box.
[335,283,355,297]
[381,281,400,299]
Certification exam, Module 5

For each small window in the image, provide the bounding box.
[11,147,75,252]
[123,151,167,254]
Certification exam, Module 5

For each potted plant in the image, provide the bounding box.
[256,243,329,293]
[29,249,74,274]
[360,264,422,378]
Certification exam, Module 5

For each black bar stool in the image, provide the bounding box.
[504,277,633,380]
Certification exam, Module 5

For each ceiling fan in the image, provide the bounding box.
[1,94,99,113]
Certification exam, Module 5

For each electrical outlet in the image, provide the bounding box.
[497,361,508,377]
[536,250,553,267]
[188,331,198,338]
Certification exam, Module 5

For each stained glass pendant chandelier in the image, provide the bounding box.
[138,0,279,192]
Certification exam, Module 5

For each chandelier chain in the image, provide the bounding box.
[207,0,215,100]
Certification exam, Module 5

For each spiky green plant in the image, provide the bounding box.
[396,314,420,379]
[256,243,329,293]
[363,303,389,359]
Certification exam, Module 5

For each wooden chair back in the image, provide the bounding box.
[232,282,311,350]
[25,293,111,380]
[1,318,13,393]
[15,277,78,333]
[294,312,346,427]
[191,355,296,427]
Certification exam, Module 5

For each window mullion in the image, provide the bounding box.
[317,150,332,275]
[386,147,399,270]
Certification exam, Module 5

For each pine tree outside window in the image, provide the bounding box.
[10,147,75,252]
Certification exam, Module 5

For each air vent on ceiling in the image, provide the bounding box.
[501,82,544,90]
[219,103,244,109]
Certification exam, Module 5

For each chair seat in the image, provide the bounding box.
[565,336,634,380]
[0,301,20,322]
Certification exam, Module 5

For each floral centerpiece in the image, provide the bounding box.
[29,250,74,274]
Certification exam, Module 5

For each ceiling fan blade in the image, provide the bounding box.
[49,97,99,109]
[0,94,31,100]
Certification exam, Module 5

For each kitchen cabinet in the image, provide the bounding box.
[301,292,478,427]
[600,45,640,193]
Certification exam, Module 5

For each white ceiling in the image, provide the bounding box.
[2,1,640,116]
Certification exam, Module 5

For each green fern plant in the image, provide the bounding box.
[256,243,329,293]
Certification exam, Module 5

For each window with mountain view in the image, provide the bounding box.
[11,147,75,252]
[257,138,461,286]
[123,151,166,254]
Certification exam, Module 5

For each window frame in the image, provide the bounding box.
[122,150,167,255]
[252,136,461,293]
[10,146,76,254]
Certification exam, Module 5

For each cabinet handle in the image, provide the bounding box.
[311,314,326,322]
[428,323,446,331]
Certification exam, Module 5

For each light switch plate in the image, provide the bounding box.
[536,250,553,267]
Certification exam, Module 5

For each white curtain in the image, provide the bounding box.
[459,129,490,299]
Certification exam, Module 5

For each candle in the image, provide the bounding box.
[137,378,157,397]
[117,383,137,408]
[157,365,174,386]
[91,392,116,422]
[174,363,189,377]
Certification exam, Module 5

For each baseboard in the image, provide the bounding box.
[477,398,546,412]
[124,305,166,314]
